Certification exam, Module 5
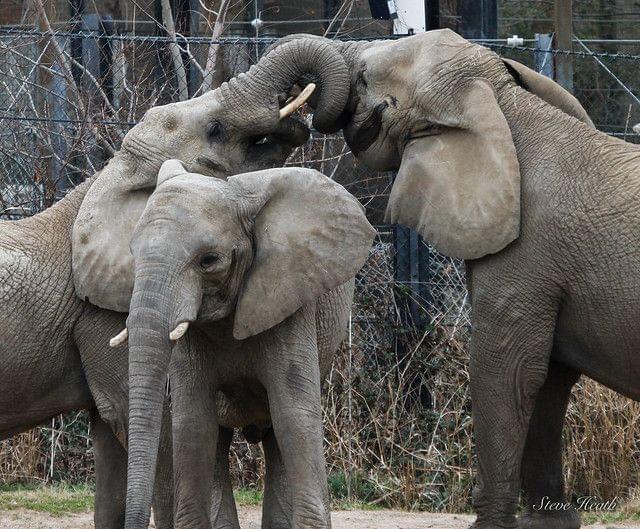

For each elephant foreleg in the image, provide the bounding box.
[91,410,126,529]
[170,335,218,529]
[469,293,557,529]
[211,426,241,529]
[518,360,581,529]
[259,317,331,529]
[262,428,292,529]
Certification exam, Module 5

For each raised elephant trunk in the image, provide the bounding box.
[124,255,201,529]
[219,38,350,133]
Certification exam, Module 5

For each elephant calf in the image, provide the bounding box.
[94,161,375,529]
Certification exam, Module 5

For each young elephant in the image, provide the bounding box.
[109,162,375,529]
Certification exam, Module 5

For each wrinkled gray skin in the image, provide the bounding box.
[0,181,174,529]
[257,29,640,529]
[1,36,353,529]
[123,162,374,529]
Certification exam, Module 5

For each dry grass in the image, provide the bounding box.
[0,432,45,485]
[564,379,640,503]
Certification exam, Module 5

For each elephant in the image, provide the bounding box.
[243,29,640,529]
[89,160,374,529]
[0,179,176,529]
[1,35,355,528]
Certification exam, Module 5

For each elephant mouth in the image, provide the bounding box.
[344,100,388,155]
[262,116,310,147]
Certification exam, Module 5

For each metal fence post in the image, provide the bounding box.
[554,0,574,92]
[535,33,554,78]
[459,0,497,39]
[394,225,430,330]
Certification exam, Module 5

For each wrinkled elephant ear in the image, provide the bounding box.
[385,78,521,260]
[229,168,375,340]
[502,58,594,126]
[71,157,159,312]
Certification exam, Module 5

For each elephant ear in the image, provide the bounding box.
[502,58,594,127]
[229,168,375,340]
[71,157,161,312]
[385,78,520,260]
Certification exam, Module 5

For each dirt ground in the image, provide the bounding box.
[1,507,639,529]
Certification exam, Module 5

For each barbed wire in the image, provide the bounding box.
[1,27,639,60]
[485,42,640,61]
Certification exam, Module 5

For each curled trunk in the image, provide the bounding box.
[220,37,350,133]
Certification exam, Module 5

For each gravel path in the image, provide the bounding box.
[0,507,638,529]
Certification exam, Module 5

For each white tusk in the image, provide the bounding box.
[169,321,190,341]
[278,83,316,119]
[109,328,128,347]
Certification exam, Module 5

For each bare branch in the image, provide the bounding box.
[201,0,230,92]
[160,0,189,101]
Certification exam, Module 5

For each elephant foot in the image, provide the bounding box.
[469,521,517,529]
[518,508,581,529]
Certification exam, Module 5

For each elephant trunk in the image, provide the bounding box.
[219,37,350,133]
[124,256,200,529]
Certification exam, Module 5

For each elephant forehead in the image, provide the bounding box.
[142,180,243,241]
[362,29,468,77]
[156,174,232,209]
[166,90,220,117]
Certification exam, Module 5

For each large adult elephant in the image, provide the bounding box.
[0,179,176,529]
[0,36,353,529]
[252,29,640,529]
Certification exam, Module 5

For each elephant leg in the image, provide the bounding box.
[518,361,581,529]
[170,336,218,529]
[211,426,241,529]
[91,410,126,529]
[262,428,292,529]
[259,324,330,529]
[469,294,557,529]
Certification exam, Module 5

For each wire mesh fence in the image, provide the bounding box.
[1,24,640,510]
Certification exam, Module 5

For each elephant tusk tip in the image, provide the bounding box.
[278,83,316,119]
[109,328,128,347]
[169,321,190,341]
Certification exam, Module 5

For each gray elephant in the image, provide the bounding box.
[243,29,640,529]
[78,160,374,529]
[0,178,176,528]
[1,35,351,528]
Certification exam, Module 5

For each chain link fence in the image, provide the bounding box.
[1,25,640,510]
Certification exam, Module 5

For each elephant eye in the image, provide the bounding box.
[206,121,224,142]
[199,253,219,270]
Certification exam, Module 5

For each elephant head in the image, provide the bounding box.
[261,30,594,260]
[72,37,351,313]
[117,161,374,528]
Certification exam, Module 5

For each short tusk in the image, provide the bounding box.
[109,328,128,347]
[169,321,190,341]
[278,83,316,119]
